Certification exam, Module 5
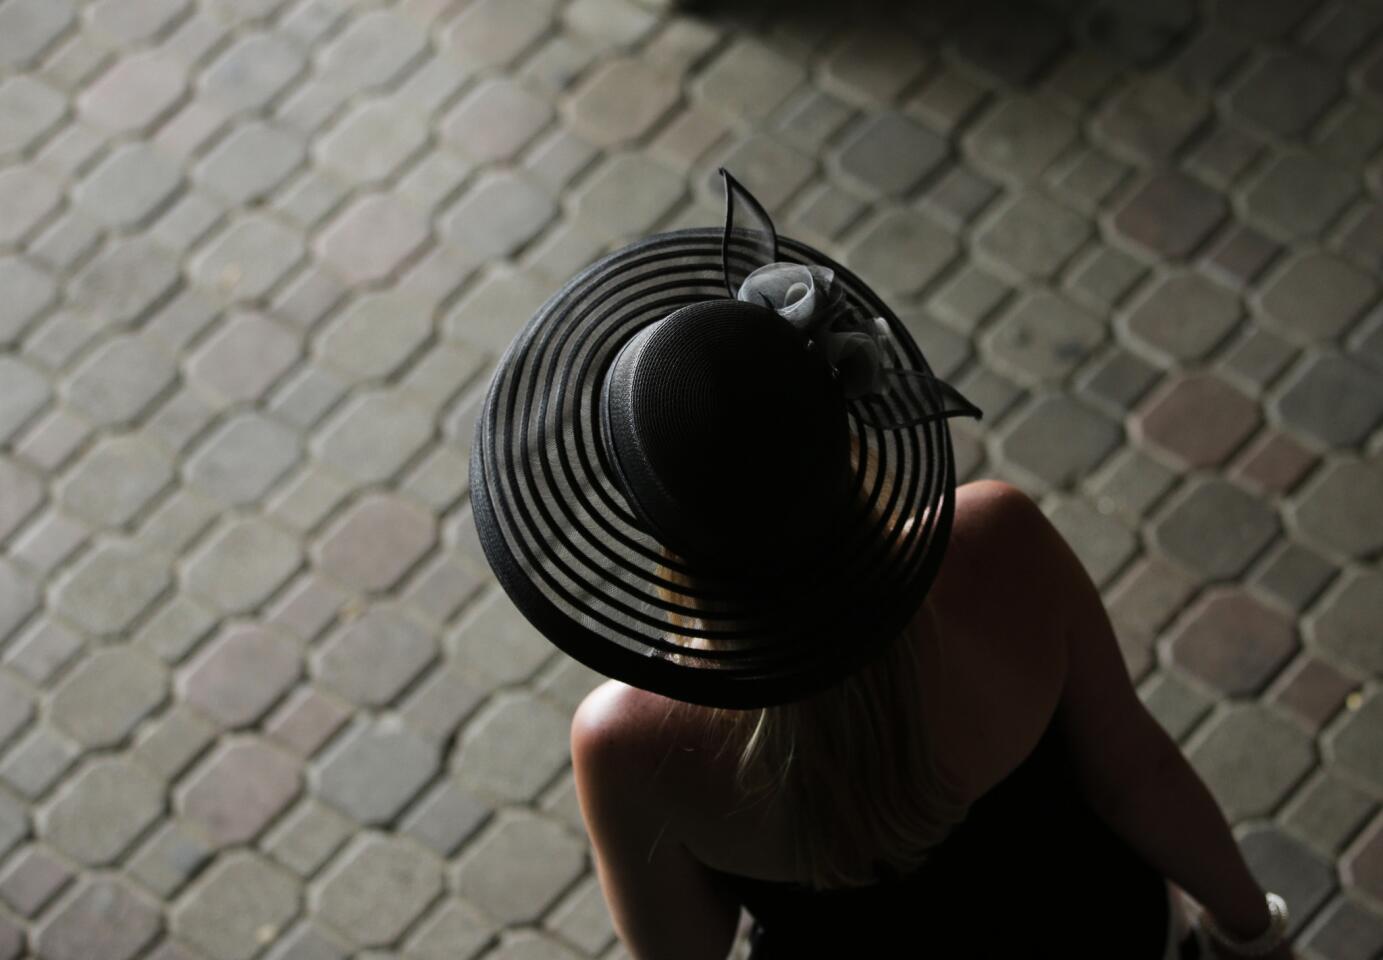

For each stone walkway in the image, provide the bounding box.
[0,0,1380,957]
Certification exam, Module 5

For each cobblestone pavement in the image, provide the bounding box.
[0,0,1380,957]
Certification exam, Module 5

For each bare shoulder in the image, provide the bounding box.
[927,480,1071,795]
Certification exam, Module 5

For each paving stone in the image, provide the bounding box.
[1134,372,1260,468]
[1066,245,1146,309]
[64,333,176,426]
[0,791,25,859]
[199,32,305,113]
[313,389,434,486]
[0,166,62,244]
[179,736,301,847]
[0,76,66,158]
[313,292,428,381]
[1045,495,1138,588]
[1081,0,1197,66]
[1046,148,1131,213]
[1138,669,1213,743]
[315,494,434,593]
[316,192,428,283]
[184,412,302,507]
[1219,326,1297,393]
[973,193,1092,280]
[442,0,552,72]
[523,131,599,198]
[1121,271,1241,363]
[134,488,220,566]
[0,556,37,643]
[0,842,72,916]
[86,0,189,43]
[571,152,684,242]
[1273,652,1360,741]
[310,832,442,947]
[315,99,427,185]
[563,58,672,148]
[1167,588,1299,696]
[1250,540,1336,616]
[1186,703,1316,821]
[0,721,80,799]
[773,88,854,155]
[0,256,57,346]
[74,142,183,228]
[3,616,82,686]
[441,171,555,260]
[403,897,497,960]
[269,364,349,432]
[1236,823,1336,941]
[843,208,957,297]
[196,121,305,204]
[783,181,867,246]
[177,621,301,729]
[1302,894,1383,960]
[1112,171,1227,259]
[1228,51,1342,139]
[452,810,586,926]
[1213,0,1318,38]
[1091,71,1210,164]
[317,9,426,95]
[1242,150,1360,239]
[1328,690,1383,791]
[694,37,805,123]
[1273,352,1383,448]
[182,516,302,615]
[192,214,305,301]
[39,757,163,865]
[1344,817,1383,905]
[172,851,301,960]
[54,434,173,528]
[310,715,439,825]
[1308,568,1383,680]
[49,538,169,636]
[834,112,947,197]
[963,95,1076,185]
[260,920,350,960]
[262,797,353,880]
[0,354,48,442]
[263,683,350,761]
[454,691,571,805]
[1257,251,1378,343]
[78,51,185,132]
[950,1,1065,85]
[312,604,436,708]
[981,291,1105,384]
[33,874,162,960]
[929,264,1010,334]
[562,0,657,49]
[995,394,1122,491]
[1282,768,1375,857]
[1292,458,1383,560]
[712,134,814,210]
[1185,124,1265,191]
[400,778,491,858]
[49,645,167,749]
[1232,429,1318,496]
[1152,476,1281,581]
[1339,205,1383,281]
[446,592,549,690]
[1202,222,1281,290]
[0,672,34,753]
[0,458,41,543]
[126,818,215,898]
[186,312,301,408]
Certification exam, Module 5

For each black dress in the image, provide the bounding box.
[706,715,1175,957]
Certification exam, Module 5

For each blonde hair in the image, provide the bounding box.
[653,431,972,890]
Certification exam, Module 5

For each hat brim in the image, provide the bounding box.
[469,227,959,709]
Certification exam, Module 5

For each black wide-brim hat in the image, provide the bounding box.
[470,171,983,709]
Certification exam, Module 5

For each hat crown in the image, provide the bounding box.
[601,298,851,581]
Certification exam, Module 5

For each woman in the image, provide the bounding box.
[469,171,1293,959]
